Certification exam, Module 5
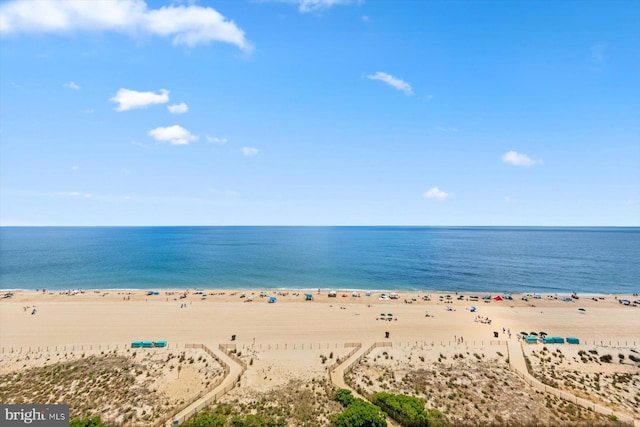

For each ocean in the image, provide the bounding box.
[0,227,638,294]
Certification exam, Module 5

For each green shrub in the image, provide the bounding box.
[230,414,286,427]
[372,392,430,427]
[181,405,233,427]
[333,399,387,427]
[335,388,356,407]
[599,354,613,363]
[69,417,108,427]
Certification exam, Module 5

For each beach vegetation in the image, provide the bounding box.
[180,406,228,427]
[69,416,109,427]
[372,391,445,427]
[333,397,387,427]
[599,354,613,363]
[335,389,356,406]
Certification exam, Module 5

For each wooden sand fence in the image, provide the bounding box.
[344,341,392,375]
[155,343,246,427]
[508,342,639,427]
[387,339,509,348]
[326,342,362,380]
[2,339,636,355]
[329,341,393,398]
[0,342,185,354]
[233,341,349,351]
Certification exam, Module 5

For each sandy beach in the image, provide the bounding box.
[1,289,639,425]
[2,289,639,348]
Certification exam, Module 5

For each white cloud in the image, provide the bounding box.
[167,102,188,114]
[110,88,169,111]
[366,71,413,95]
[591,42,607,62]
[64,81,79,90]
[84,107,94,114]
[501,150,537,167]
[423,187,450,200]
[71,165,79,171]
[242,146,259,157]
[301,0,359,12]
[265,0,358,13]
[57,191,92,198]
[0,0,251,49]
[148,125,198,145]
[208,187,239,197]
[206,135,228,144]
[131,139,150,149]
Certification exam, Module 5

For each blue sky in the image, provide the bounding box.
[1,0,638,226]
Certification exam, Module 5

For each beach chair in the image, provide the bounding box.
[142,341,154,348]
[154,340,167,348]
[131,341,143,348]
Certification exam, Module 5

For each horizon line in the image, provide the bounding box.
[1,224,638,228]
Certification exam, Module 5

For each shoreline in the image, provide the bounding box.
[3,287,639,300]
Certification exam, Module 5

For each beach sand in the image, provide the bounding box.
[1,289,638,425]
[2,289,638,348]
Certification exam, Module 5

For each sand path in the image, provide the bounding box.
[162,342,245,426]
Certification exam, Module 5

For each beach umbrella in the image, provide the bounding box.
[539,331,548,336]
[520,331,528,336]
[578,308,586,312]
[387,313,393,317]
[380,313,386,317]
[529,332,538,336]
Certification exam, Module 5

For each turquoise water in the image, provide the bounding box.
[0,227,638,294]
